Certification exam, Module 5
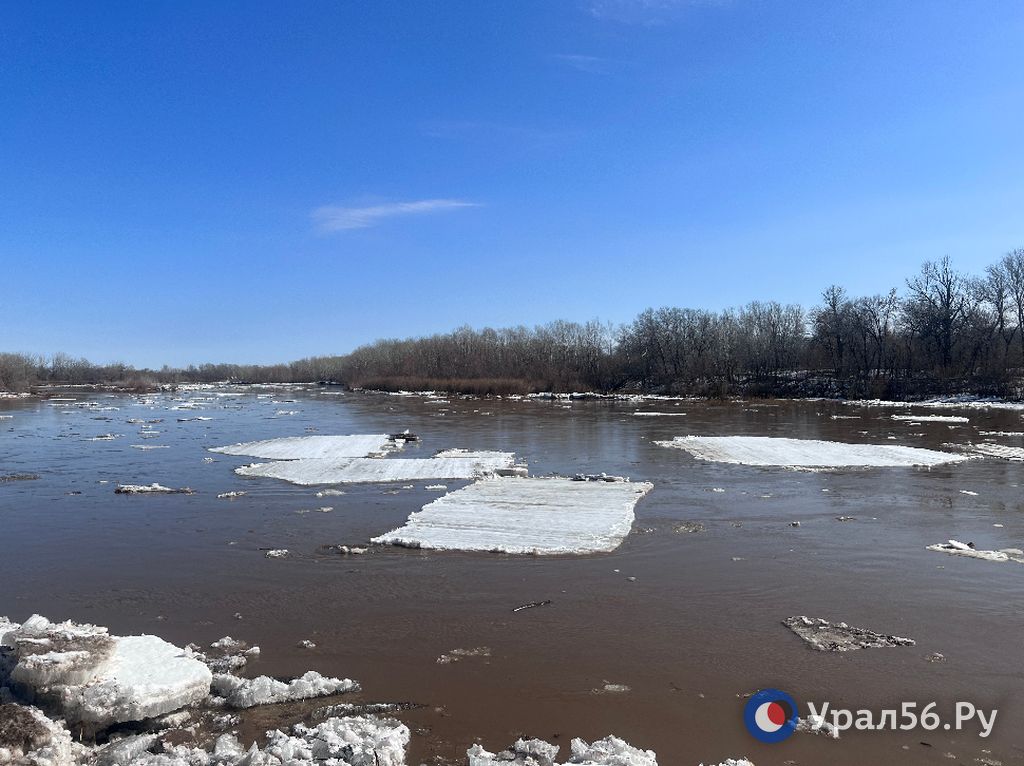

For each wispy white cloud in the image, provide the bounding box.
[552,53,612,73]
[312,199,480,232]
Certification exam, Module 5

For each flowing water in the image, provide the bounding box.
[2,387,1023,765]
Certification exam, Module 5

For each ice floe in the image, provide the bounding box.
[783,616,915,651]
[926,540,1024,564]
[209,434,396,460]
[967,443,1024,461]
[436,647,490,665]
[211,671,359,708]
[3,615,211,728]
[237,451,521,486]
[373,476,653,555]
[114,483,195,495]
[655,436,968,468]
[891,414,969,423]
[467,735,658,765]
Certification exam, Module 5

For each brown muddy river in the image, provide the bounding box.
[2,387,1023,765]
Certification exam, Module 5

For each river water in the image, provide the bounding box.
[1,386,1022,765]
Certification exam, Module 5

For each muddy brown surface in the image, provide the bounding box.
[2,388,1023,765]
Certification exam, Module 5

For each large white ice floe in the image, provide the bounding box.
[211,670,359,708]
[373,476,654,555]
[209,434,396,460]
[467,735,658,765]
[3,615,211,728]
[236,451,521,486]
[655,436,968,468]
[926,540,1024,564]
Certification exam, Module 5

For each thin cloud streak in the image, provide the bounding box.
[312,199,480,232]
[552,53,612,73]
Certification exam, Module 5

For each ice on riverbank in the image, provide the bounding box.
[843,396,1024,412]
[236,451,521,486]
[211,670,359,708]
[926,540,1024,564]
[373,476,653,555]
[467,735,658,765]
[783,616,915,651]
[3,615,211,728]
[209,434,396,460]
[656,436,968,468]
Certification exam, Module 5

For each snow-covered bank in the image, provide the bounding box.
[655,435,968,468]
[373,476,653,555]
[235,451,522,486]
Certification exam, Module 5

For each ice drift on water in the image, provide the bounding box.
[926,540,1024,564]
[783,616,915,651]
[211,670,359,708]
[209,434,396,460]
[373,476,653,555]
[968,443,1024,461]
[3,616,211,728]
[655,436,968,468]
[891,414,969,423]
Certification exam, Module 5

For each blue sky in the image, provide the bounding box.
[2,0,1023,367]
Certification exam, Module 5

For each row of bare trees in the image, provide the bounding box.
[3,251,1023,398]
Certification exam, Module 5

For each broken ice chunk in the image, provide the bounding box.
[783,616,915,652]
[211,670,359,708]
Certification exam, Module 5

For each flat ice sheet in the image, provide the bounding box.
[236,452,517,485]
[209,434,393,460]
[655,436,968,468]
[970,443,1024,461]
[373,477,654,555]
[891,414,969,423]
